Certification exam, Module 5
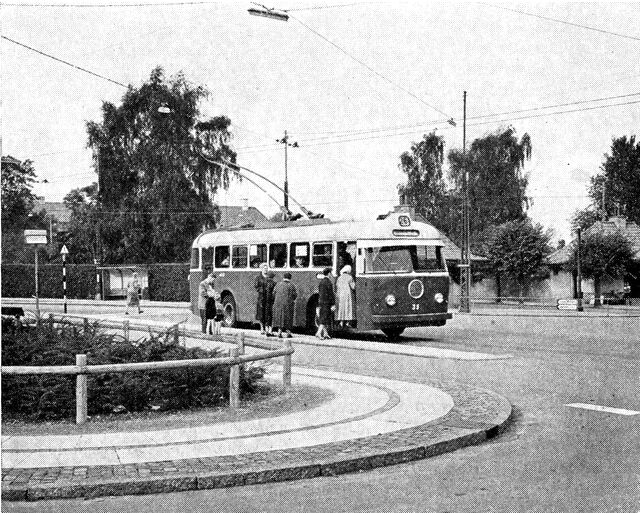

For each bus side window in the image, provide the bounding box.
[232,245,248,268]
[202,247,213,270]
[269,243,287,268]
[215,246,230,268]
[290,242,309,268]
[250,244,267,268]
[312,242,333,268]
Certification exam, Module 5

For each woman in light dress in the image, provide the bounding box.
[335,265,355,328]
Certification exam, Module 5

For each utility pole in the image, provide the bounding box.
[277,130,298,216]
[460,91,471,313]
[576,228,583,312]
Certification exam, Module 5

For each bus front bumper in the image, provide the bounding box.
[371,312,453,328]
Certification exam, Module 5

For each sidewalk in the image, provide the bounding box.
[1,366,511,501]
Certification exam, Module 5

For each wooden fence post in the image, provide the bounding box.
[229,347,240,408]
[76,354,88,424]
[283,339,292,388]
[83,317,89,335]
[173,326,179,346]
[238,333,245,355]
[123,320,130,342]
[48,313,54,329]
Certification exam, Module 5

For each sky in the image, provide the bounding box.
[2,1,639,242]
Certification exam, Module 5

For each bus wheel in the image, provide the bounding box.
[382,327,405,339]
[222,294,237,328]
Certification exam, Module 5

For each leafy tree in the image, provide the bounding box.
[1,156,47,262]
[83,67,236,264]
[570,230,634,307]
[570,207,600,233]
[63,184,99,263]
[448,127,532,251]
[484,219,552,299]
[589,135,640,224]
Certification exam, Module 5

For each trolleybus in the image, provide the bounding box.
[189,211,452,338]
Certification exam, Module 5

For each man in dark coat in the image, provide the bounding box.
[255,263,276,335]
[273,272,298,338]
[316,267,335,339]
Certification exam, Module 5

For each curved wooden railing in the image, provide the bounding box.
[1,314,294,424]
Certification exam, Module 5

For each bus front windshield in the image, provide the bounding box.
[363,245,445,274]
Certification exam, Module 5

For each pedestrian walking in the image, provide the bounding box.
[255,263,276,336]
[315,267,335,339]
[272,272,298,338]
[125,272,143,315]
[336,265,356,328]
[198,271,215,333]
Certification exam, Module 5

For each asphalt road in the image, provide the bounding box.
[4,308,639,512]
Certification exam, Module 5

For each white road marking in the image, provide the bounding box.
[565,403,639,416]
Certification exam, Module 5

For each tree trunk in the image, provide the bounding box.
[593,276,602,308]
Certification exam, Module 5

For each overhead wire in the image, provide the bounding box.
[289,13,455,122]
[1,35,128,88]
[481,3,640,42]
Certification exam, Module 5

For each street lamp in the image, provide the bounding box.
[459,91,471,313]
[576,228,584,312]
[248,4,289,21]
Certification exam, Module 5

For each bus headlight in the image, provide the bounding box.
[434,293,444,303]
[385,294,396,306]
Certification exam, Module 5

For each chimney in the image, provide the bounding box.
[241,198,248,211]
[609,216,627,230]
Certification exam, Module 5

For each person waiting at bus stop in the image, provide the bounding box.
[273,272,297,338]
[205,284,222,335]
[316,267,335,340]
[336,265,355,328]
[198,271,215,333]
[255,263,276,336]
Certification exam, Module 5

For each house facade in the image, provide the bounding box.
[545,216,640,304]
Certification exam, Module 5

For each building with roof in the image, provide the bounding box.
[217,202,268,228]
[545,216,640,303]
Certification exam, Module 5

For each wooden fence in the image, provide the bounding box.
[1,314,294,424]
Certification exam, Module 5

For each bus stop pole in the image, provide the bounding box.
[35,245,40,318]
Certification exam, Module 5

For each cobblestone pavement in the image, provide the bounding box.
[2,373,511,502]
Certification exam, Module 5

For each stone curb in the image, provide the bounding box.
[2,382,512,502]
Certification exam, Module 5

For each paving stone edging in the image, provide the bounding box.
[2,381,512,502]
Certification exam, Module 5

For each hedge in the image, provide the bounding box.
[1,264,96,299]
[1,263,191,302]
[148,264,190,302]
[1,317,266,420]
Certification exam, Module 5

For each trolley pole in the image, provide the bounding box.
[61,245,69,313]
[460,91,471,313]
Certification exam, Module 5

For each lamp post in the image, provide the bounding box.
[576,228,583,312]
[459,91,471,313]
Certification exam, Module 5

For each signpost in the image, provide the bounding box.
[61,245,69,314]
[557,299,579,311]
[24,229,48,318]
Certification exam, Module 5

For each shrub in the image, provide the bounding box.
[1,317,266,421]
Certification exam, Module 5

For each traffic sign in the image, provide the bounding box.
[557,299,578,310]
[60,245,69,255]
[24,229,47,245]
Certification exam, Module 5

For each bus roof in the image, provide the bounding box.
[193,213,444,248]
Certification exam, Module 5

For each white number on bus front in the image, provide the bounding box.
[412,304,420,311]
